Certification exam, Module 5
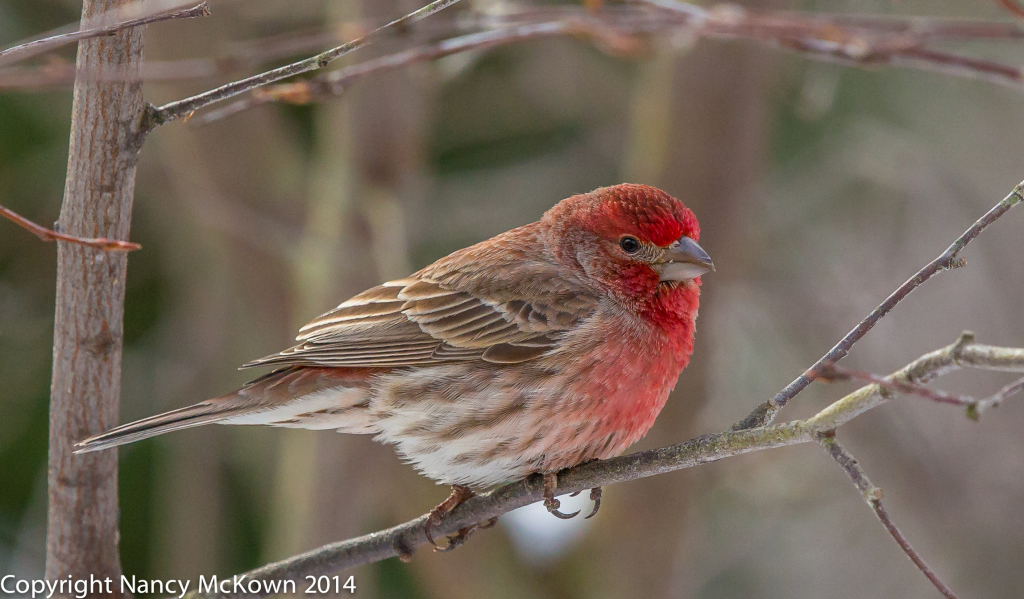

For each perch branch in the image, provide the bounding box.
[817,434,959,599]
[143,0,462,128]
[0,1,210,68]
[0,205,141,252]
[735,180,1024,430]
[181,333,1024,598]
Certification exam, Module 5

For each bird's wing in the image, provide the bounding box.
[243,234,600,368]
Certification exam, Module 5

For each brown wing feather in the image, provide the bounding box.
[243,224,600,369]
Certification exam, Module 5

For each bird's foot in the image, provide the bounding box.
[585,486,602,519]
[434,517,498,553]
[542,472,581,519]
[425,485,475,550]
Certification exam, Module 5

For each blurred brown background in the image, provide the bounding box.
[2,0,1023,597]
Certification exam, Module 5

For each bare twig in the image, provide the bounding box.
[143,0,462,129]
[735,181,1024,430]
[178,333,1024,598]
[194,21,574,125]
[190,5,1024,122]
[0,205,141,252]
[817,435,959,599]
[819,364,974,407]
[7,4,1024,98]
[0,1,210,68]
[999,0,1024,21]
[968,375,1024,420]
[639,0,1024,87]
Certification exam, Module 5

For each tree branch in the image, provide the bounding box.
[192,21,575,125]
[968,374,1024,420]
[734,180,1024,430]
[818,364,974,408]
[1,205,142,251]
[0,1,209,68]
[999,0,1024,21]
[181,333,1024,598]
[188,6,1024,123]
[9,3,1024,105]
[45,0,146,591]
[817,434,959,599]
[142,0,462,129]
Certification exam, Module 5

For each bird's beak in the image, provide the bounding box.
[658,237,714,282]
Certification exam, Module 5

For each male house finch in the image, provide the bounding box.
[76,183,712,546]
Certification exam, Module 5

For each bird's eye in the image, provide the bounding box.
[619,236,641,254]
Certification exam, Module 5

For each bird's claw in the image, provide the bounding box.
[434,517,499,552]
[545,497,581,519]
[584,486,602,519]
[542,472,581,519]
[424,485,475,550]
[541,473,602,520]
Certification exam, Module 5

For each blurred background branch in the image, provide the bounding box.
[0,1,209,68]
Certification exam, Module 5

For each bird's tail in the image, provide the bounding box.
[73,394,260,454]
[74,366,374,454]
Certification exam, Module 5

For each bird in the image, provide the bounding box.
[75,183,713,549]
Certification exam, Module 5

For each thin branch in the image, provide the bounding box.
[8,4,1024,98]
[734,180,1024,431]
[999,0,1024,21]
[143,0,462,129]
[639,1,1024,89]
[0,19,481,90]
[193,21,575,125]
[817,434,959,599]
[968,375,1024,420]
[179,334,1024,598]
[819,364,975,407]
[0,205,141,252]
[0,1,210,68]
[191,6,1024,123]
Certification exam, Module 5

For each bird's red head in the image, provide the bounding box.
[545,184,712,330]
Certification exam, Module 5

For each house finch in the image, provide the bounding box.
[75,183,712,547]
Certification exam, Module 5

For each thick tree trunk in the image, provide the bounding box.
[45,0,146,592]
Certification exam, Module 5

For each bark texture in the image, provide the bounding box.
[45,0,145,592]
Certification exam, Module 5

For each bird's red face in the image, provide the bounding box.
[546,184,713,306]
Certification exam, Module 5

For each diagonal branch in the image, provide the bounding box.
[0,1,210,68]
[180,334,1024,599]
[1,205,141,252]
[999,0,1024,21]
[969,375,1024,420]
[143,0,462,129]
[734,180,1024,431]
[817,434,959,599]
[818,365,974,407]
[191,21,576,125]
